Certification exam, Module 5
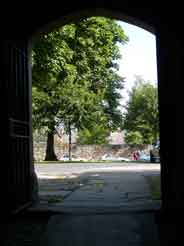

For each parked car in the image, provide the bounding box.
[150,141,160,163]
[119,157,130,162]
[59,153,86,161]
[139,153,150,162]
[59,153,70,161]
[101,154,130,162]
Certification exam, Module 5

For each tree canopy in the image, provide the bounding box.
[123,77,159,145]
[32,17,128,160]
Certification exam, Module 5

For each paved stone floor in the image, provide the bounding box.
[34,162,161,212]
[32,163,161,245]
[40,213,159,246]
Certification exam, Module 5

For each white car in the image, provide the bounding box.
[59,153,70,161]
[59,153,85,161]
[101,154,130,162]
[119,157,131,162]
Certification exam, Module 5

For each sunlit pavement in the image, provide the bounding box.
[33,162,161,213]
[34,163,161,246]
[35,162,160,178]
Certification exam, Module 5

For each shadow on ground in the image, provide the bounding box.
[1,166,163,245]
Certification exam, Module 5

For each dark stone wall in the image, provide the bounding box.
[157,24,184,211]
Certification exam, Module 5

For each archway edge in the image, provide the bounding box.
[30,7,156,46]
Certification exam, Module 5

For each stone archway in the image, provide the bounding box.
[1,5,183,215]
[29,7,160,208]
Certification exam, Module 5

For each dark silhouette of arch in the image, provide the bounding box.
[0,5,183,225]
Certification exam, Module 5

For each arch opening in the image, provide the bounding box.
[30,11,161,213]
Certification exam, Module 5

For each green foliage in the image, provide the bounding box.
[123,77,159,145]
[124,131,143,145]
[77,127,109,145]
[32,17,128,134]
[32,17,129,159]
[77,117,110,144]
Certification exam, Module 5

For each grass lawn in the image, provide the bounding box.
[145,175,161,200]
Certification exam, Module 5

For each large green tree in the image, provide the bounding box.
[77,114,110,145]
[32,17,128,160]
[123,77,159,145]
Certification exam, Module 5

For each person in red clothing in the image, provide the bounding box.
[133,151,137,160]
[133,151,140,161]
[136,150,140,160]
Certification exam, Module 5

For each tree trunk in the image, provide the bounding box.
[68,123,72,161]
[45,130,58,161]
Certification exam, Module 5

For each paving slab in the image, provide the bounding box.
[57,172,152,208]
[32,164,161,245]
[33,165,161,212]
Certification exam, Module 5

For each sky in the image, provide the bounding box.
[116,21,158,105]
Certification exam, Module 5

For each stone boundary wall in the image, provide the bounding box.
[34,137,151,161]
